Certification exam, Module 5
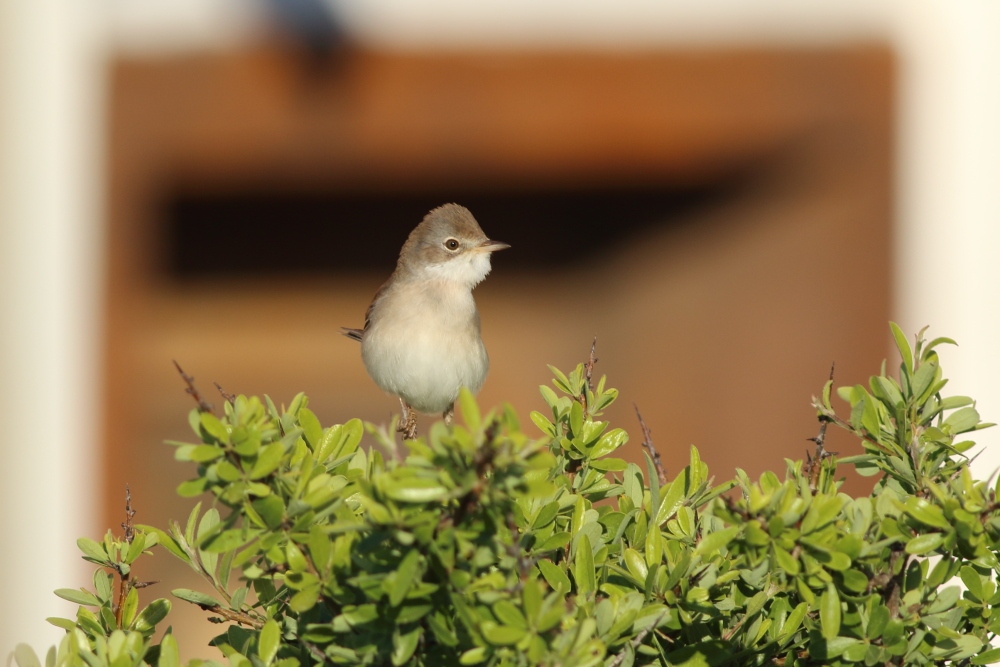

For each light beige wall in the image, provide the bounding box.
[0,0,106,656]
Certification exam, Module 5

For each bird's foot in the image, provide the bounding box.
[443,403,454,427]
[397,399,419,440]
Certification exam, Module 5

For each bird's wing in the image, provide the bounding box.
[341,279,392,343]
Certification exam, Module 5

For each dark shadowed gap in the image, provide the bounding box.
[162,174,756,279]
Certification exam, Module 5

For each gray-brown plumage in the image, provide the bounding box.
[342,204,509,439]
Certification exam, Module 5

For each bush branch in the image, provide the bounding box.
[174,360,214,414]
[635,404,668,485]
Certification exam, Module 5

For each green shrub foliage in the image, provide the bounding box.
[13,325,1000,666]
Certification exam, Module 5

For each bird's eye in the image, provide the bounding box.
[444,238,460,251]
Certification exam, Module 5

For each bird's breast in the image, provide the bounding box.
[360,280,489,413]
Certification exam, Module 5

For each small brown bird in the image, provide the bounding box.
[342,204,509,439]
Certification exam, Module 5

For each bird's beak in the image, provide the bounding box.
[477,239,511,252]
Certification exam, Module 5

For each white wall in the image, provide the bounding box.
[3,0,999,656]
[0,0,105,656]
[892,2,1000,474]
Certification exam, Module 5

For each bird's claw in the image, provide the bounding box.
[397,399,419,440]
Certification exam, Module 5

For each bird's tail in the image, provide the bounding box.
[340,327,364,342]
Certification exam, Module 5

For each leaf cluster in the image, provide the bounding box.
[12,325,1000,667]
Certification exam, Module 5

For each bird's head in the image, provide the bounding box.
[398,204,510,288]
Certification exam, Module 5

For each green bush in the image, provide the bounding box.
[12,324,1000,666]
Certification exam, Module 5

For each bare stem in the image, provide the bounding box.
[635,404,668,486]
[174,360,214,414]
[214,382,236,406]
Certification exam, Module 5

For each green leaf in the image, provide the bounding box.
[199,412,230,443]
[840,569,868,593]
[189,445,225,462]
[532,501,559,528]
[569,402,584,437]
[534,532,571,553]
[121,586,139,628]
[251,495,285,530]
[905,532,944,555]
[493,600,527,630]
[890,322,913,375]
[298,408,322,449]
[960,566,985,600]
[779,603,808,642]
[258,619,280,666]
[201,529,249,554]
[694,526,740,557]
[972,647,1000,665]
[904,497,950,529]
[12,645,41,667]
[867,603,889,639]
[54,588,100,606]
[574,534,596,597]
[944,407,980,434]
[133,598,171,634]
[644,518,662,569]
[158,634,180,667]
[177,477,208,497]
[94,570,113,602]
[392,626,422,666]
[820,584,841,640]
[910,360,937,400]
[481,621,526,646]
[459,647,488,665]
[384,479,449,503]
[77,537,109,564]
[530,411,555,436]
[171,588,222,608]
[457,387,481,433]
[390,550,420,606]
[537,559,571,594]
[250,443,285,479]
[590,429,628,458]
[813,636,860,660]
[589,457,628,472]
[290,586,320,612]
[124,534,147,564]
[654,478,685,527]
[548,365,573,394]
[137,525,189,563]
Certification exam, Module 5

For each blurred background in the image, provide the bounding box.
[2,0,999,658]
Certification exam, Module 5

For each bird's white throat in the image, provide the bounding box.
[421,251,493,288]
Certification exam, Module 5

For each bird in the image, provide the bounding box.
[342,204,509,440]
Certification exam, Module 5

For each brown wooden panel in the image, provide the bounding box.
[103,45,892,656]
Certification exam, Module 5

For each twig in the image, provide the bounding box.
[635,404,668,485]
[214,382,235,406]
[504,513,535,593]
[722,614,749,641]
[115,486,136,627]
[202,605,265,629]
[121,484,135,544]
[584,336,598,393]
[174,361,214,414]
[607,609,670,667]
[805,364,838,490]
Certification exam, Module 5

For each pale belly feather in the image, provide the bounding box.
[360,280,489,414]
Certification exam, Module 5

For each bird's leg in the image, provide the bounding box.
[443,403,455,427]
[397,398,419,440]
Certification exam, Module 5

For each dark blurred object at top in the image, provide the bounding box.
[265,0,351,71]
